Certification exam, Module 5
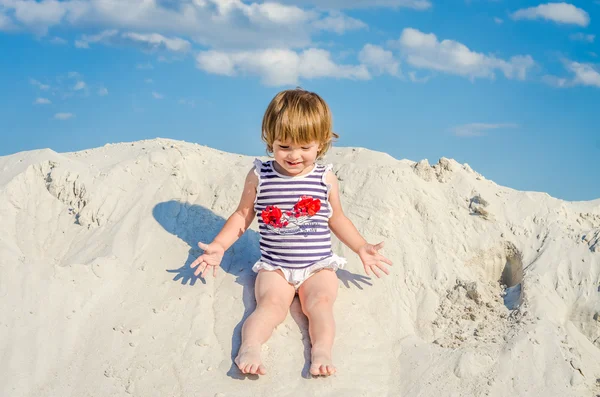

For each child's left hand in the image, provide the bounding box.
[358,242,392,278]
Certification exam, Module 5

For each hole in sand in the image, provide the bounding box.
[500,249,523,310]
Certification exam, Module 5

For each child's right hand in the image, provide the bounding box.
[190,242,225,278]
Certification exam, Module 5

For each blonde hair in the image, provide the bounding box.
[261,88,338,159]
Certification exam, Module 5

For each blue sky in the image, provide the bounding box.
[0,0,599,201]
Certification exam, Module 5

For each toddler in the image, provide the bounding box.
[190,88,392,376]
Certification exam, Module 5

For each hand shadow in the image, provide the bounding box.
[153,200,260,286]
[336,268,373,290]
[166,264,205,286]
[153,200,261,380]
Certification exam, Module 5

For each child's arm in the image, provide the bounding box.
[326,170,392,277]
[191,168,258,278]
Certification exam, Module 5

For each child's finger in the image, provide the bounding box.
[371,265,382,278]
[376,262,390,275]
[198,241,208,251]
[377,255,393,266]
[368,242,384,255]
[364,265,371,276]
[193,262,204,276]
[190,255,203,269]
[201,264,210,279]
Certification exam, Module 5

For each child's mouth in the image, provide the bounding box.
[286,160,302,166]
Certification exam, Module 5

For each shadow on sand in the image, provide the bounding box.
[153,200,373,379]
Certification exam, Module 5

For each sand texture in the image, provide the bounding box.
[1,138,599,397]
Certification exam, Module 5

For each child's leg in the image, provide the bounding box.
[235,269,295,375]
[297,269,339,376]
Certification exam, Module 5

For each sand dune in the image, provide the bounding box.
[1,138,599,397]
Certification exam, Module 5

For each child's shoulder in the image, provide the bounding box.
[318,162,338,185]
[251,158,271,173]
[243,162,260,186]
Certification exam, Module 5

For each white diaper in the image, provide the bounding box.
[252,254,347,289]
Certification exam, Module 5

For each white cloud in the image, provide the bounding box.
[196,47,370,86]
[589,52,598,58]
[543,60,600,88]
[74,40,89,48]
[136,63,154,70]
[511,3,590,27]
[196,0,313,25]
[75,29,192,54]
[54,112,74,120]
[0,0,316,49]
[358,44,400,76]
[49,36,67,45]
[452,123,518,137]
[494,17,503,24]
[30,71,108,100]
[542,74,569,87]
[145,78,154,83]
[152,91,164,99]
[74,29,118,49]
[121,32,192,52]
[567,61,600,87]
[240,2,314,25]
[312,12,367,34]
[73,81,86,90]
[1,0,426,51]
[30,78,50,90]
[8,0,70,34]
[570,33,595,43]
[34,97,52,105]
[392,28,535,80]
[277,0,431,10]
[408,71,430,83]
[0,12,16,31]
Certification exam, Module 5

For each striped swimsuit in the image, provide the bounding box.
[252,159,346,287]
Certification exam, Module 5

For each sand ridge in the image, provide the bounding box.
[1,138,599,397]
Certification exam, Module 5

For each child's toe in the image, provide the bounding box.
[309,364,321,376]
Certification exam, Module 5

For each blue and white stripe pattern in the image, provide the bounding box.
[253,159,333,269]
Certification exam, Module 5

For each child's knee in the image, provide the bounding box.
[302,292,334,313]
[258,297,289,321]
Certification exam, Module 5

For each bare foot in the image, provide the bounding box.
[235,345,266,375]
[310,347,336,376]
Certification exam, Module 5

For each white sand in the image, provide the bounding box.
[1,138,599,397]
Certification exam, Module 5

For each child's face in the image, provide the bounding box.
[272,139,321,176]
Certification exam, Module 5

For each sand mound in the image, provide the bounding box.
[1,138,599,397]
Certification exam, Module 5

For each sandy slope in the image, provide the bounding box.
[1,138,599,397]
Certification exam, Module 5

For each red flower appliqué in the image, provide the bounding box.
[261,205,287,228]
[260,196,321,229]
[293,196,321,217]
